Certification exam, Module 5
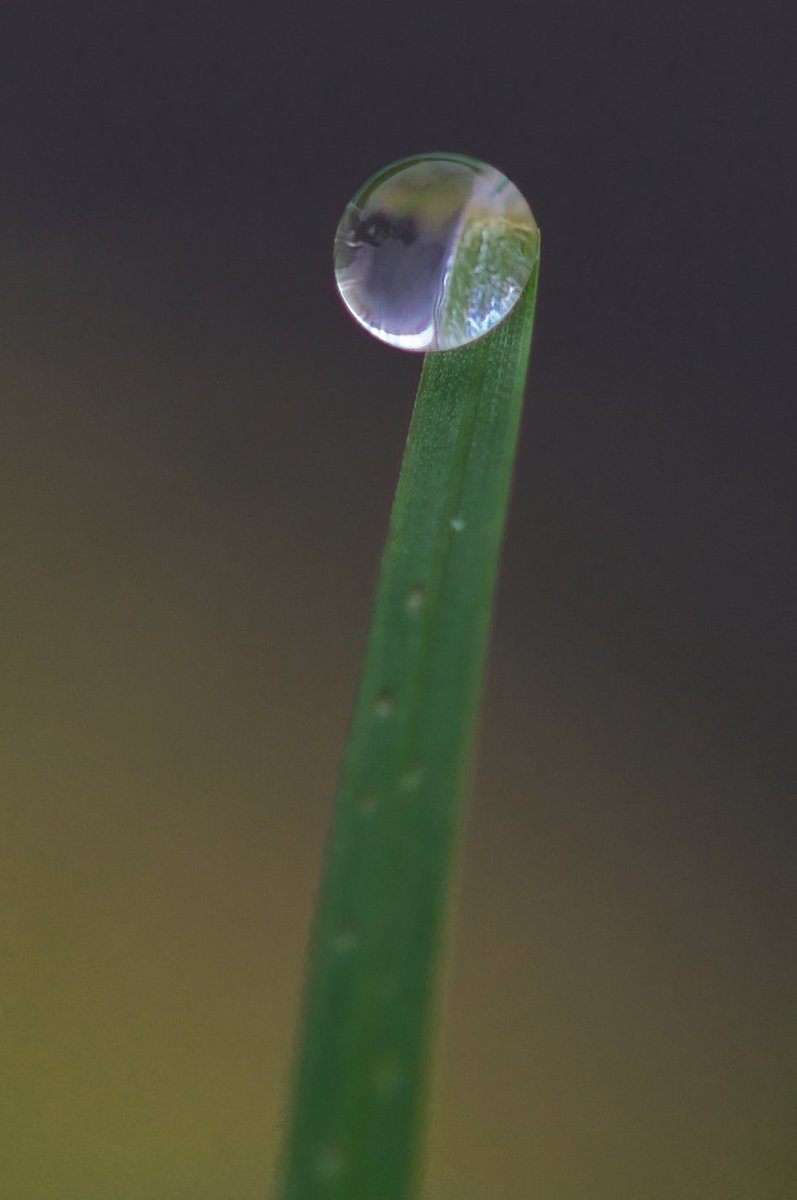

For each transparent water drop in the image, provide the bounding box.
[333,154,539,352]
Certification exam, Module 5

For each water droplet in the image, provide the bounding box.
[314,1146,345,1181]
[374,690,395,719]
[405,585,426,613]
[334,154,539,352]
[449,515,466,533]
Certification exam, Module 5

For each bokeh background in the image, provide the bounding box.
[2,2,795,1197]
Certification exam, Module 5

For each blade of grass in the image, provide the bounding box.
[278,256,540,1200]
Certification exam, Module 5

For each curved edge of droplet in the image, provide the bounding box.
[333,153,540,353]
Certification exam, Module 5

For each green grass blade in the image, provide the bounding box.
[278,256,540,1200]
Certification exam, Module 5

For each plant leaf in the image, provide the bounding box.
[279,256,540,1200]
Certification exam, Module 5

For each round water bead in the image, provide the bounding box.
[333,154,539,352]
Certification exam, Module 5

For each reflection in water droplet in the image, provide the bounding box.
[374,690,395,719]
[449,515,466,533]
[334,154,539,352]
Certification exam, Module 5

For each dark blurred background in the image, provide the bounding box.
[2,2,795,1197]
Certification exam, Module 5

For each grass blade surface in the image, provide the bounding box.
[279,258,540,1200]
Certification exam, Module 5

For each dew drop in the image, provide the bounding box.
[449,515,466,533]
[334,154,539,352]
[374,690,395,719]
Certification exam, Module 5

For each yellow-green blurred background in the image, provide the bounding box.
[2,3,795,1197]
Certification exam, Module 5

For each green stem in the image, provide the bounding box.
[278,257,540,1200]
